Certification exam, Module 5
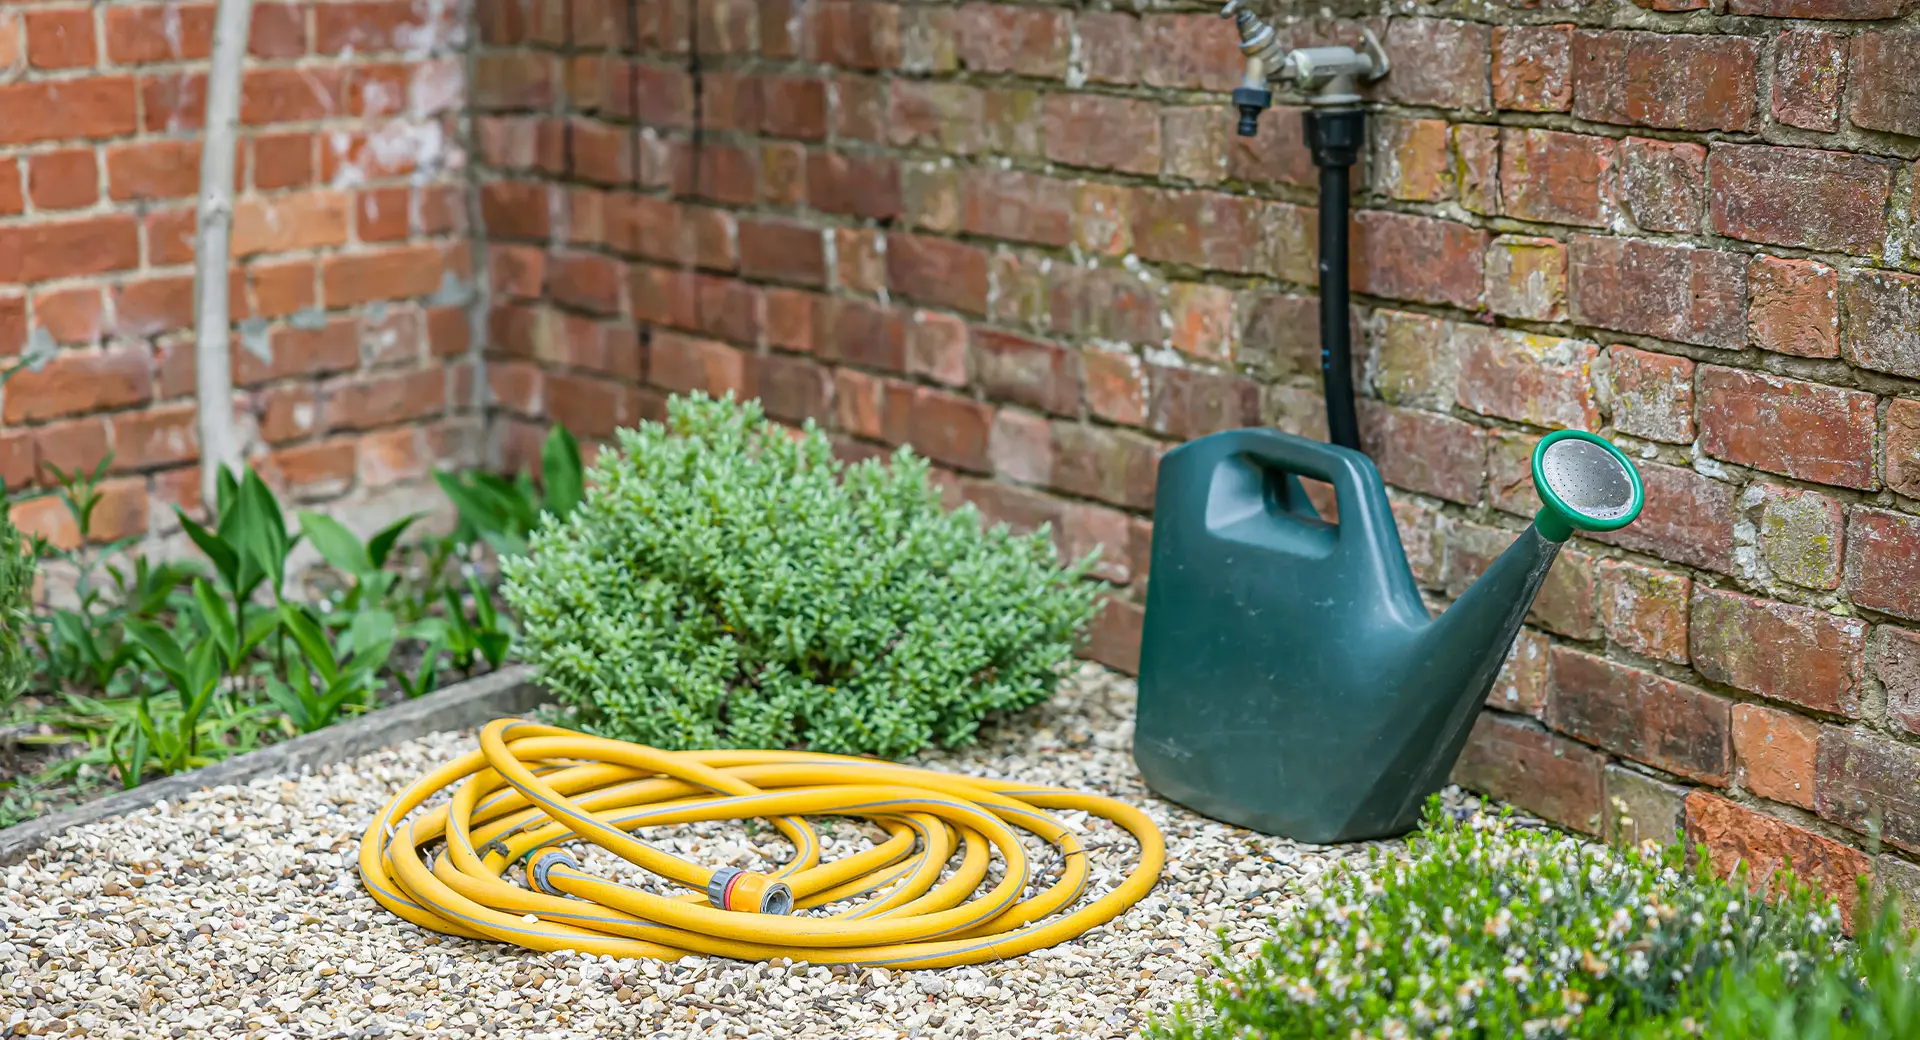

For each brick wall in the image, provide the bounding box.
[0,0,479,574]
[471,0,1920,911]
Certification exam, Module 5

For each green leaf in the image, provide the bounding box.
[262,678,312,731]
[192,578,237,664]
[176,509,240,593]
[434,472,508,538]
[366,513,420,569]
[183,640,222,723]
[279,603,340,687]
[123,618,189,691]
[477,631,511,670]
[541,425,584,520]
[214,467,239,522]
[298,512,372,575]
[124,723,149,790]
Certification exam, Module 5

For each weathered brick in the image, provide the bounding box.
[1048,265,1160,346]
[1709,145,1892,256]
[1446,522,1596,638]
[1081,349,1146,427]
[1361,402,1487,505]
[1240,292,1321,382]
[1733,0,1906,15]
[1548,646,1732,784]
[1573,31,1759,132]
[1840,270,1920,381]
[1749,256,1839,359]
[28,149,98,211]
[1618,138,1705,235]
[1759,484,1846,591]
[1875,626,1920,737]
[1698,366,1877,490]
[1845,30,1920,139]
[1817,729,1920,854]
[887,234,987,315]
[1161,106,1230,185]
[1382,19,1491,112]
[1688,792,1870,928]
[1846,508,1920,622]
[901,386,992,472]
[1592,461,1735,575]
[1493,24,1572,113]
[1454,124,1500,215]
[816,297,906,372]
[988,408,1051,486]
[805,151,900,221]
[1457,330,1600,432]
[1569,236,1747,350]
[3,347,152,424]
[1046,93,1164,173]
[972,330,1080,417]
[1732,703,1821,811]
[1050,422,1159,510]
[1075,12,1138,86]
[1486,430,1539,517]
[0,215,140,284]
[1773,28,1848,133]
[1072,183,1133,256]
[806,0,901,70]
[1372,117,1452,202]
[1608,346,1694,444]
[1351,211,1488,310]
[1484,236,1568,322]
[1454,713,1606,835]
[1138,14,1238,92]
[990,250,1050,330]
[1692,586,1866,716]
[1605,764,1689,848]
[1597,560,1690,665]
[1130,189,1259,275]
[322,369,446,432]
[955,2,1066,78]
[1083,594,1143,675]
[1166,283,1234,363]
[960,168,1072,248]
[1147,365,1259,442]
[1364,310,1460,411]
[1889,399,1920,501]
[1499,129,1615,228]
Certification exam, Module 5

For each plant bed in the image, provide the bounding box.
[0,663,1372,1039]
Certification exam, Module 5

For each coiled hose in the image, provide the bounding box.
[359,719,1166,968]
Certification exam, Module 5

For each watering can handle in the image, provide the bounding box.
[1223,428,1399,558]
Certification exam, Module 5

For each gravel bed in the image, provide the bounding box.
[0,664,1408,1039]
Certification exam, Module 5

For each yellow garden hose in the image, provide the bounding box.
[359,719,1166,968]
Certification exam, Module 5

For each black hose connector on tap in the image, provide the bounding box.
[1232,86,1273,137]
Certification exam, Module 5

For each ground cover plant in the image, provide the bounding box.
[1151,800,1917,1039]
[504,392,1104,759]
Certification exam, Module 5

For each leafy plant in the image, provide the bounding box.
[264,604,396,732]
[0,501,34,710]
[1150,801,1852,1040]
[298,510,419,614]
[435,424,583,556]
[121,617,227,780]
[503,393,1103,760]
[177,467,300,632]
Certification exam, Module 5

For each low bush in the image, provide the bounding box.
[502,393,1103,759]
[1151,801,1864,1040]
[0,503,33,707]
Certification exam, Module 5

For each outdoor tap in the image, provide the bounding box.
[1219,1,1389,136]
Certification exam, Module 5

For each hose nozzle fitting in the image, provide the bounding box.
[707,867,795,915]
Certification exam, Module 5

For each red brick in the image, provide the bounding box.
[0,213,139,284]
[738,220,825,287]
[1051,422,1159,510]
[1841,270,1920,381]
[833,228,884,294]
[1687,792,1869,929]
[1454,124,1499,215]
[1243,292,1323,382]
[695,143,758,207]
[105,139,200,201]
[1709,145,1892,256]
[1732,704,1821,812]
[1082,594,1143,675]
[886,234,987,315]
[322,244,463,307]
[550,252,622,316]
[245,66,350,124]
[34,286,104,344]
[1847,31,1920,138]
[1456,330,1599,432]
[16,476,145,547]
[1073,183,1133,257]
[472,52,554,111]
[1692,587,1866,716]
[1592,461,1736,575]
[1493,24,1572,113]
[1076,12,1138,86]
[252,259,316,318]
[972,330,1079,417]
[1876,626,1920,737]
[109,403,199,472]
[1573,31,1759,132]
[816,297,906,372]
[906,309,967,386]
[1082,349,1145,427]
[1773,29,1848,133]
[1816,730,1920,855]
[1043,94,1160,175]
[1166,283,1234,363]
[1352,211,1488,309]
[1617,138,1705,235]
[1846,508,1920,622]
[1608,346,1694,444]
[27,148,98,211]
[1129,189,1260,274]
[765,289,822,355]
[1147,365,1259,442]
[1698,366,1876,490]
[1228,104,1313,188]
[1391,495,1445,589]
[145,206,196,265]
[355,187,409,242]
[0,159,19,216]
[960,167,1073,247]
[1361,402,1486,505]
[3,346,152,424]
[749,353,833,426]
[992,250,1050,329]
[806,0,901,70]
[1138,14,1238,92]
[1597,560,1690,665]
[833,369,885,440]
[1383,18,1491,112]
[0,429,33,492]
[24,8,96,69]
[1569,235,1747,350]
[1548,646,1732,784]
[316,0,456,54]
[1446,523,1597,639]
[955,2,1066,78]
[1371,117,1451,202]
[648,332,747,399]
[104,4,213,63]
[1889,399,1920,501]
[232,191,352,258]
[1757,484,1845,591]
[896,386,991,472]
[989,408,1051,486]
[1749,256,1839,359]
[1455,713,1605,835]
[1483,236,1567,323]
[1732,0,1906,17]
[1161,106,1229,185]
[111,277,192,339]
[322,369,445,432]
[758,75,827,139]
[1499,129,1615,228]
[1058,502,1133,584]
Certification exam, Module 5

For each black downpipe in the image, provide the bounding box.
[1304,108,1365,453]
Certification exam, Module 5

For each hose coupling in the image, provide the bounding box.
[530,850,580,895]
[707,867,795,915]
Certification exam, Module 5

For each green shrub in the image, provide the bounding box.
[1152,802,1847,1040]
[0,503,33,707]
[501,393,1103,759]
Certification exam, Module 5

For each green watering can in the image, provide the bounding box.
[1133,428,1646,844]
